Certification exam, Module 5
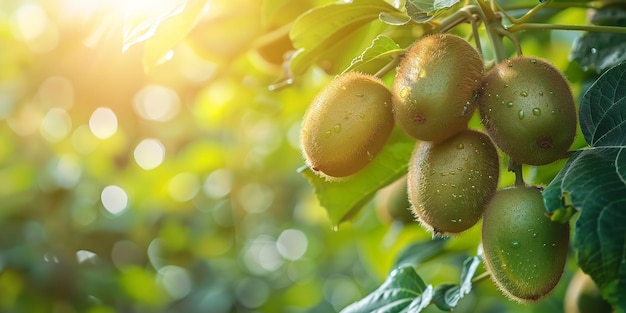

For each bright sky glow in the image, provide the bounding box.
[101,185,128,215]
[89,107,118,139]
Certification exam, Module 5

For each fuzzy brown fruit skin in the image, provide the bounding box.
[408,129,499,235]
[482,186,570,302]
[392,34,484,143]
[301,72,394,178]
[478,57,577,165]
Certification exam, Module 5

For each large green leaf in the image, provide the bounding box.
[342,35,404,74]
[301,127,415,228]
[431,255,481,311]
[570,6,626,73]
[544,62,626,311]
[288,0,399,76]
[340,266,433,313]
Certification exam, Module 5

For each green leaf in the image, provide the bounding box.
[288,0,399,76]
[342,35,404,74]
[340,266,432,313]
[431,256,481,311]
[406,0,460,12]
[122,0,209,72]
[571,7,626,73]
[301,127,415,228]
[544,62,626,311]
[405,0,460,22]
[579,62,626,146]
[393,237,448,269]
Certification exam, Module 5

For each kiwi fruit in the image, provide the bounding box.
[408,129,499,235]
[301,72,394,178]
[392,34,484,143]
[482,186,570,302]
[478,57,577,165]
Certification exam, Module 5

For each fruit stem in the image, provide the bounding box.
[508,160,525,187]
[507,23,626,34]
[494,0,552,25]
[373,54,402,79]
[471,271,491,284]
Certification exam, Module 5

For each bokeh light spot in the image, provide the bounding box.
[51,154,82,189]
[243,235,283,274]
[238,183,273,213]
[157,265,192,300]
[203,169,233,199]
[133,85,180,122]
[276,229,308,261]
[89,107,118,139]
[12,3,48,41]
[133,139,165,170]
[40,108,72,143]
[101,185,128,216]
[235,277,270,309]
[167,172,200,202]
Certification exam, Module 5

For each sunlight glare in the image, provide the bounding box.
[133,139,165,170]
[89,107,118,139]
[133,85,180,122]
[101,185,128,216]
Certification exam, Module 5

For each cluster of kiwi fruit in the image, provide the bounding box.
[300,33,578,302]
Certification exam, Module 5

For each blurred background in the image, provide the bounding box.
[0,0,594,312]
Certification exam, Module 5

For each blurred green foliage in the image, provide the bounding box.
[0,0,613,312]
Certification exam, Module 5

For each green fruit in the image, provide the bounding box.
[565,270,613,313]
[478,57,577,165]
[392,34,484,143]
[408,129,499,235]
[482,186,570,302]
[301,72,394,177]
[376,176,414,224]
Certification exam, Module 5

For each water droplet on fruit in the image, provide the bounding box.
[511,241,520,248]
[504,84,509,88]
[506,101,513,108]
[532,108,542,116]
[450,184,457,188]
[530,59,537,64]
[341,86,346,91]
[538,91,544,96]
[435,189,440,194]
[591,47,597,54]
[520,91,528,97]
[461,105,470,116]
[518,110,525,120]
[355,93,364,97]
[366,150,373,160]
[451,219,457,223]
[507,62,513,67]
[400,87,410,98]
[324,130,332,137]
[456,143,465,150]
[551,110,556,115]
[532,233,538,238]
[549,91,554,95]
[333,123,342,133]
[495,94,500,100]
